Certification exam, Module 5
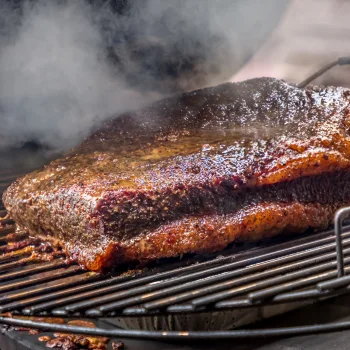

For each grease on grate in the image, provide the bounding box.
[49,320,110,349]
[112,341,125,349]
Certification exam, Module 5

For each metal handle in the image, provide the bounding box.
[298,56,350,88]
[334,207,350,277]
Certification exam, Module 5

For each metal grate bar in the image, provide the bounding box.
[191,259,348,309]
[0,274,101,313]
[0,255,24,266]
[0,225,16,235]
[0,256,46,273]
[214,274,350,310]
[211,276,348,310]
[0,172,25,181]
[48,230,350,316]
[317,275,350,291]
[101,256,341,314]
[83,244,350,315]
[0,231,29,244]
[64,249,334,313]
[0,272,97,304]
[20,260,233,315]
[169,263,347,311]
[1,173,350,320]
[20,232,333,315]
[247,266,349,302]
[1,228,345,316]
[0,217,13,226]
[0,187,10,197]
[139,246,350,311]
[21,276,136,315]
[0,260,72,282]
[0,265,83,295]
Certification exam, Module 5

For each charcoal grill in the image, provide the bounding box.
[2,164,350,343]
[3,61,350,349]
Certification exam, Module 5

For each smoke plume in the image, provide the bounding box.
[0,0,287,152]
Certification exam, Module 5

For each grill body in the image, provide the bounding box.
[2,295,350,350]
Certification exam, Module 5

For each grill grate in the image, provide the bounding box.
[0,202,349,318]
[2,168,350,340]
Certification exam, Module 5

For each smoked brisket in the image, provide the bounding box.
[4,77,350,271]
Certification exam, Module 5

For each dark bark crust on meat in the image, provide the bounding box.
[3,77,350,271]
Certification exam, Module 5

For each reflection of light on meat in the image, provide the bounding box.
[131,125,288,164]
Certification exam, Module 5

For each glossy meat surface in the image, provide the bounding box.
[4,77,350,271]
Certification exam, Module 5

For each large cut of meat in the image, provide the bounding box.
[4,78,350,271]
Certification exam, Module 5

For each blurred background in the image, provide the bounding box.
[0,0,349,164]
[231,0,350,86]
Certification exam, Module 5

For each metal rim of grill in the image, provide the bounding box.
[2,170,350,340]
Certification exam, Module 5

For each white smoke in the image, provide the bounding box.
[0,0,287,152]
[0,0,158,151]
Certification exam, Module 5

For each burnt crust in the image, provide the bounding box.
[3,77,350,271]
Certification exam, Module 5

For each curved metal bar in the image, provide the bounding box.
[3,316,350,340]
[334,207,350,277]
[298,56,350,88]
